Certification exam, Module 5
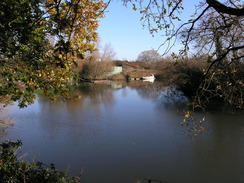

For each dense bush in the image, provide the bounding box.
[157,57,207,97]
[172,64,205,97]
[0,141,80,183]
[158,56,244,109]
[79,61,113,80]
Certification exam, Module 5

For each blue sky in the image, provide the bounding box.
[97,1,200,60]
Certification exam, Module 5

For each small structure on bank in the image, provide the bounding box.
[110,66,123,75]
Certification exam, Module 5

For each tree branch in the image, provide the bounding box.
[184,6,210,51]
[205,44,244,76]
[169,0,182,17]
[206,0,244,16]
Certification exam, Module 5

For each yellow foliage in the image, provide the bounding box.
[0,0,106,107]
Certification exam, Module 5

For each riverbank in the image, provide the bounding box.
[77,57,244,110]
[0,141,80,183]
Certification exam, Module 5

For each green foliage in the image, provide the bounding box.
[0,0,48,107]
[0,140,80,183]
[0,0,106,107]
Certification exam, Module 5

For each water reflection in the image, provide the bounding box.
[190,113,244,182]
[38,83,116,113]
[156,86,189,111]
[128,81,162,100]
[1,81,244,183]
[0,104,14,138]
[32,83,118,147]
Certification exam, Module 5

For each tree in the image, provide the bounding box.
[100,43,117,62]
[123,0,244,55]
[136,50,162,62]
[89,41,117,62]
[0,0,106,107]
[181,8,244,108]
[124,0,244,109]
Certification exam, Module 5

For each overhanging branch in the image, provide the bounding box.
[206,0,244,16]
[205,44,244,76]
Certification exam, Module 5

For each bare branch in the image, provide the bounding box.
[184,5,210,51]
[205,44,244,76]
[169,0,182,17]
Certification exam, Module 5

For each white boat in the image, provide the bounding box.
[142,74,155,81]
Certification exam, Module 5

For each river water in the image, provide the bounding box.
[1,81,244,183]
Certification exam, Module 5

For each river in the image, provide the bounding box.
[1,81,244,183]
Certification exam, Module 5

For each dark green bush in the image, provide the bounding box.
[174,66,205,97]
[0,140,80,183]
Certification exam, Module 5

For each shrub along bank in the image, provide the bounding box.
[0,141,80,183]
